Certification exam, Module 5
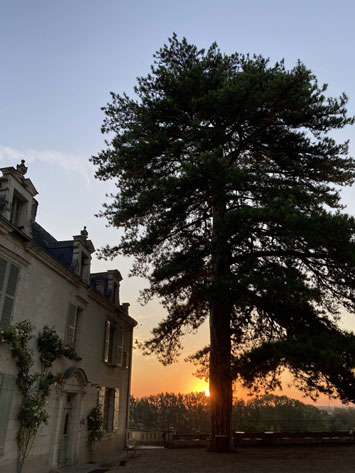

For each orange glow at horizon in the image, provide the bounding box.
[131,357,349,407]
[130,307,351,406]
[189,378,210,395]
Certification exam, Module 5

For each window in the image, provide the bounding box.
[80,253,89,281]
[96,280,105,296]
[103,320,112,364]
[116,328,123,366]
[0,373,16,455]
[123,351,129,369]
[64,303,78,346]
[98,387,119,432]
[10,196,22,226]
[0,256,20,328]
[112,282,120,306]
[103,321,124,366]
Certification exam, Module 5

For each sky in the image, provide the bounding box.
[1,0,355,403]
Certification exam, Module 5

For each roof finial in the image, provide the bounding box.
[81,226,88,239]
[16,159,28,176]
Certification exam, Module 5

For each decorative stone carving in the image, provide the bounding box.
[16,159,28,176]
[80,226,88,239]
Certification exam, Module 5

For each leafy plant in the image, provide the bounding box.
[0,321,80,473]
[87,405,104,460]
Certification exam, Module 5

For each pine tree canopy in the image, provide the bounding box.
[93,34,355,423]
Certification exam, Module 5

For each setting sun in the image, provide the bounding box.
[189,379,210,395]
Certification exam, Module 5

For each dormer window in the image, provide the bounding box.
[90,270,122,307]
[113,283,120,306]
[0,161,38,237]
[10,194,23,226]
[96,280,105,295]
[72,229,94,284]
[80,252,88,280]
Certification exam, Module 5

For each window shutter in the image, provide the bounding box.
[116,328,124,366]
[123,352,129,369]
[108,390,115,432]
[98,387,106,416]
[108,326,116,365]
[113,389,119,431]
[64,303,77,345]
[6,265,20,297]
[103,320,110,363]
[0,258,7,293]
[0,260,20,329]
[1,298,13,328]
[0,373,16,455]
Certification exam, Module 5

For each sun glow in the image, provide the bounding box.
[189,379,210,396]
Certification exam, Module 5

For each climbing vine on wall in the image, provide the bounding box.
[87,405,104,460]
[0,321,80,473]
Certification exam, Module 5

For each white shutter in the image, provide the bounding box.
[113,389,119,431]
[116,328,124,366]
[98,387,106,415]
[0,259,20,328]
[103,320,110,363]
[0,373,16,454]
[64,303,77,345]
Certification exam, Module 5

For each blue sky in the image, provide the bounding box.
[1,0,355,398]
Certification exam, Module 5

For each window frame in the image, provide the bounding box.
[10,195,22,226]
[0,255,20,328]
[99,387,120,433]
[103,321,124,367]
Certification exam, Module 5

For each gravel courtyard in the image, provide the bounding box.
[110,445,355,473]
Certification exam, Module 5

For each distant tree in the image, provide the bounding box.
[130,392,329,434]
[93,35,355,451]
[233,394,327,432]
[129,392,209,433]
[324,407,355,431]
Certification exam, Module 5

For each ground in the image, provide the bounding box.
[111,446,355,473]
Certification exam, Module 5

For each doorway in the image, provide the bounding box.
[57,393,74,467]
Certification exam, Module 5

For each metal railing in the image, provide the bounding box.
[233,419,353,433]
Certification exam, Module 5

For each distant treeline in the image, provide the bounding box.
[129,393,355,433]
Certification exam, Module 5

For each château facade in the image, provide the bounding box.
[0,161,136,473]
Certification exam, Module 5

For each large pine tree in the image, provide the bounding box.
[93,35,355,451]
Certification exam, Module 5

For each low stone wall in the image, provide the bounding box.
[165,431,355,448]
[234,431,355,447]
[128,429,171,446]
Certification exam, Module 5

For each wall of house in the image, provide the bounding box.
[0,228,134,473]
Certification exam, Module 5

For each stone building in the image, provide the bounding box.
[0,161,137,472]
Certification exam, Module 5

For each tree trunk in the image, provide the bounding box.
[208,199,234,452]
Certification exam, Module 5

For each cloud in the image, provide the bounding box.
[0,146,94,184]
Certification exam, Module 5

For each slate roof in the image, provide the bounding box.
[32,221,57,244]
[32,221,74,270]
